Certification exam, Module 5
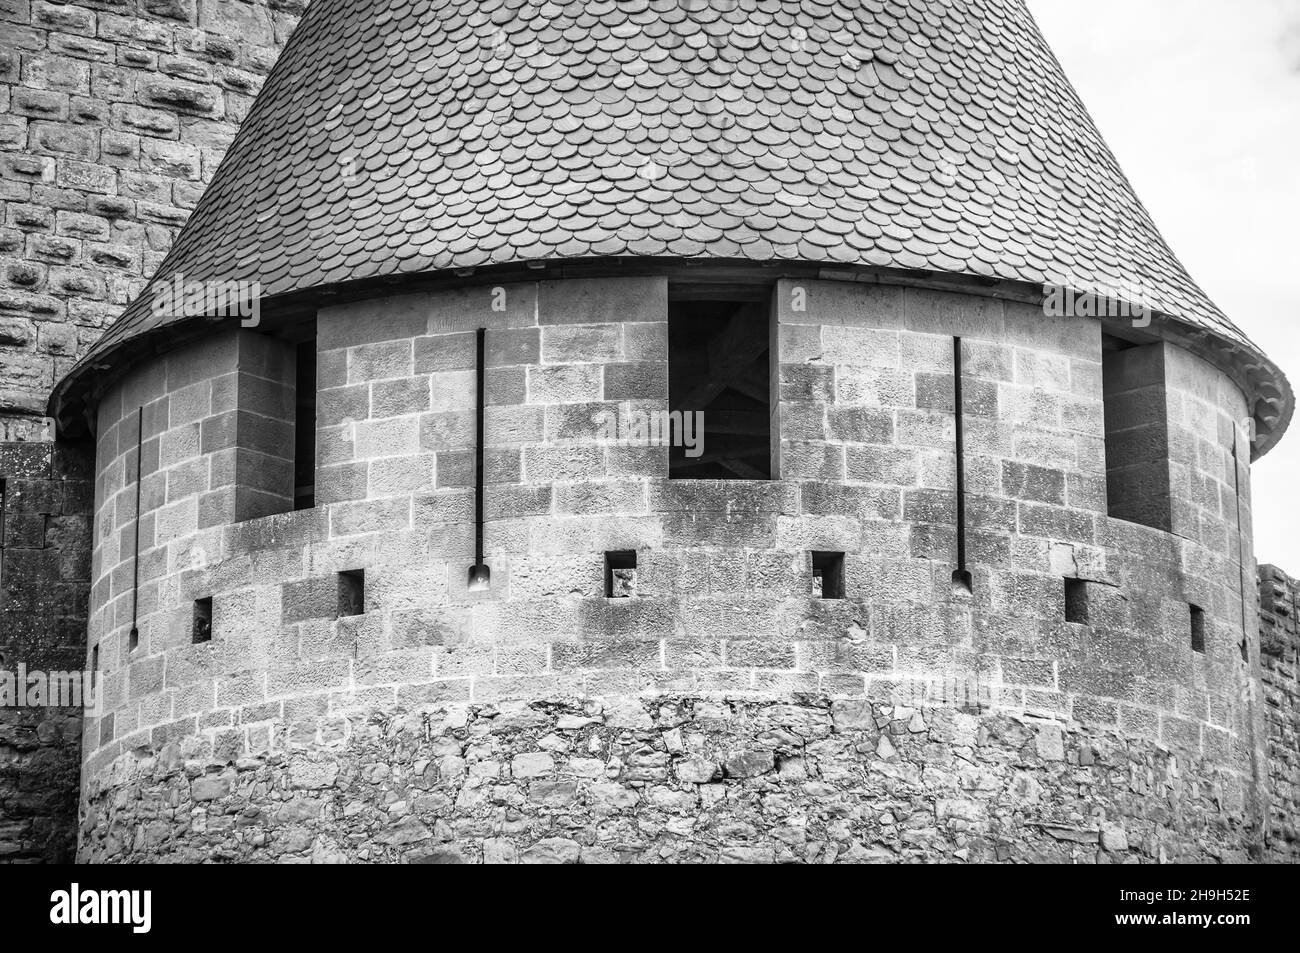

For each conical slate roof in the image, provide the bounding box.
[54,0,1291,450]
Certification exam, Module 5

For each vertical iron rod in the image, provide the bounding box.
[953,337,968,578]
[475,327,485,567]
[129,405,143,644]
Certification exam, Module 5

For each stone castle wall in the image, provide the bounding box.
[0,1,1294,865]
[75,274,1276,862]
[0,417,88,862]
[77,696,1257,864]
[1,0,304,414]
[0,0,303,863]
[1258,564,1300,858]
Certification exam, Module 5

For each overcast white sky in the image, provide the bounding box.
[1029,0,1300,571]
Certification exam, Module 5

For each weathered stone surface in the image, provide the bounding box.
[511,753,555,779]
[1100,824,1129,853]
[1035,723,1065,762]
[376,817,430,846]
[520,837,581,865]
[1,1,300,416]
[75,696,1266,864]
[0,709,81,863]
[724,750,775,779]
[191,776,230,801]
[0,436,89,864]
[1,0,301,866]
[675,757,719,784]
[1259,565,1300,860]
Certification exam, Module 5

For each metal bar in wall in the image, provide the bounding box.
[475,327,485,564]
[129,406,143,647]
[468,327,490,590]
[953,336,969,587]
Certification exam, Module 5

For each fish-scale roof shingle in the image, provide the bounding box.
[53,0,1291,451]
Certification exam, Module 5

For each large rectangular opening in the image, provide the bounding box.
[294,338,316,510]
[1101,335,1171,531]
[668,289,772,479]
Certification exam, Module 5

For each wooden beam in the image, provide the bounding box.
[695,409,769,435]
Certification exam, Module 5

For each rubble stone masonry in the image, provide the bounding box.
[76,697,1259,864]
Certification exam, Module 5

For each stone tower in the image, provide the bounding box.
[41,0,1300,862]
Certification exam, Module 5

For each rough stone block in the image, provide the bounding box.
[328,498,411,537]
[539,277,666,325]
[527,364,602,404]
[319,293,429,350]
[427,282,538,334]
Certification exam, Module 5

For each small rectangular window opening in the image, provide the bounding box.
[192,597,213,644]
[606,551,637,598]
[668,290,773,479]
[338,570,365,618]
[1064,578,1089,625]
[128,627,139,654]
[811,551,845,599]
[1190,604,1206,654]
[91,644,99,671]
[294,338,317,510]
